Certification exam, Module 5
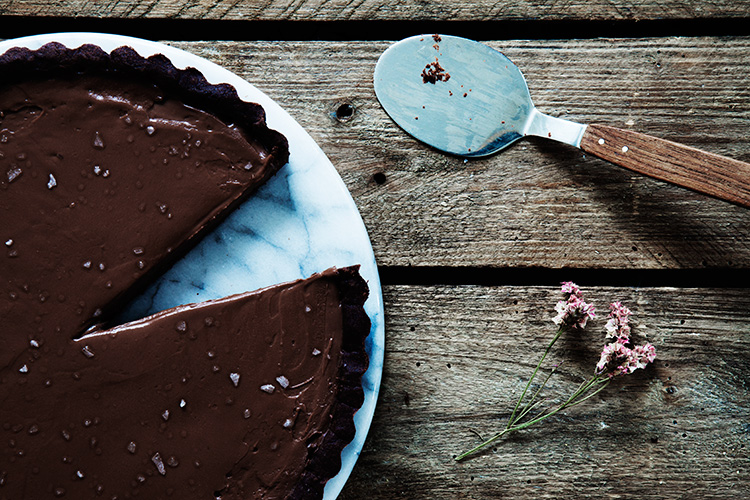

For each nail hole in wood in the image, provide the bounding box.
[373,172,387,185]
[335,103,354,121]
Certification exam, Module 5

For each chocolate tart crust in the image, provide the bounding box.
[0,41,289,166]
[287,266,371,500]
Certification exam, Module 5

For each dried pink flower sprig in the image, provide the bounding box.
[455,282,656,461]
[553,281,596,329]
[597,302,656,378]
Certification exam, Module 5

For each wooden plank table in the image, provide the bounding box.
[2,2,749,498]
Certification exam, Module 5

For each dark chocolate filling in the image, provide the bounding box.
[0,43,367,499]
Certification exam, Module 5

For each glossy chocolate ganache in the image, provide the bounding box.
[0,43,369,499]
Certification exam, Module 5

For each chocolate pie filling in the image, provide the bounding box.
[0,44,369,499]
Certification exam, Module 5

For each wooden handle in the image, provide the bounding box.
[579,124,750,207]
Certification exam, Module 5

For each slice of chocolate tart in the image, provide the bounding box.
[0,266,369,499]
[0,41,289,367]
[0,43,370,499]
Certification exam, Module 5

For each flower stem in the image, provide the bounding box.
[455,327,570,462]
[507,326,564,426]
[514,364,558,423]
[454,428,512,461]
[455,373,610,461]
[514,376,606,430]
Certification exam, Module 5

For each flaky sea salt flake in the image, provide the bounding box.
[276,375,289,389]
[93,131,105,149]
[260,384,275,394]
[152,452,166,476]
[7,167,22,183]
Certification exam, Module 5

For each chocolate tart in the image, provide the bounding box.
[0,43,369,499]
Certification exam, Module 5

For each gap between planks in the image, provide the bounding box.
[377,266,750,288]
[0,17,749,42]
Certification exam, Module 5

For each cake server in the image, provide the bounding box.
[373,34,750,207]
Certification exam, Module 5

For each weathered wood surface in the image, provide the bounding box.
[2,5,750,495]
[2,0,750,21]
[340,284,750,499]
[164,38,750,270]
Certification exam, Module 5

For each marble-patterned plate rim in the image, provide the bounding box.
[0,32,384,500]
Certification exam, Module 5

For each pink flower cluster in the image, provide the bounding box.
[552,282,596,329]
[596,302,656,377]
[605,301,632,342]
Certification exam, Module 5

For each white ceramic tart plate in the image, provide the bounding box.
[0,33,384,500]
